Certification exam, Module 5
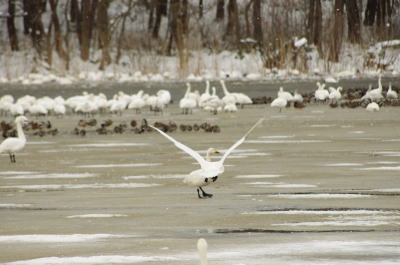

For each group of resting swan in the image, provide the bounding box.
[180,80,253,114]
[271,76,398,112]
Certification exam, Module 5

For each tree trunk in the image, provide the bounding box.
[199,0,203,18]
[26,0,46,56]
[363,0,377,26]
[244,0,253,37]
[80,0,98,61]
[7,0,19,51]
[170,0,189,78]
[152,0,167,38]
[49,0,67,60]
[307,0,322,51]
[253,0,263,45]
[329,0,344,62]
[226,0,240,47]
[97,0,111,70]
[345,0,361,44]
[216,0,224,21]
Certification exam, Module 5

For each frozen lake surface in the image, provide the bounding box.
[1,101,400,264]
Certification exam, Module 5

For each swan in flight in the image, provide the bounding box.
[0,116,28,163]
[150,118,263,198]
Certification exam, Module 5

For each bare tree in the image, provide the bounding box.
[216,0,225,21]
[49,0,67,60]
[152,0,168,38]
[307,0,322,52]
[170,0,189,77]
[7,0,19,51]
[364,0,396,39]
[330,0,345,62]
[253,0,263,45]
[226,0,241,47]
[23,0,47,56]
[80,0,98,61]
[97,0,111,70]
[345,0,361,43]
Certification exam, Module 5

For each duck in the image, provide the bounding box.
[0,116,28,163]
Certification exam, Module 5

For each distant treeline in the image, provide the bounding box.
[3,0,400,77]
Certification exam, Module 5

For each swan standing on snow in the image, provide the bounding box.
[150,118,263,198]
[197,238,208,265]
[0,116,28,163]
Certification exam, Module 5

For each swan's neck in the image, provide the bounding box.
[205,150,213,162]
[16,121,26,141]
[222,86,229,96]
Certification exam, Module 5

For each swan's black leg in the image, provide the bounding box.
[199,187,213,198]
[12,154,16,163]
[9,154,13,163]
[197,188,203,199]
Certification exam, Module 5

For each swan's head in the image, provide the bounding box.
[208,148,220,154]
[206,148,220,161]
[337,86,343,92]
[15,115,28,125]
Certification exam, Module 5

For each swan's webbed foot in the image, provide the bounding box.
[197,187,213,199]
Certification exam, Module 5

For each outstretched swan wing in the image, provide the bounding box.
[150,125,206,167]
[220,118,264,164]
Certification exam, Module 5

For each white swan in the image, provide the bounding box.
[221,80,252,107]
[278,87,294,102]
[220,80,237,105]
[199,81,211,108]
[328,86,342,101]
[386,83,398,99]
[293,90,304,103]
[271,96,287,112]
[314,82,329,102]
[179,85,197,114]
[0,116,28,163]
[202,87,223,114]
[366,102,380,112]
[150,118,263,198]
[363,76,383,101]
[197,238,208,265]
